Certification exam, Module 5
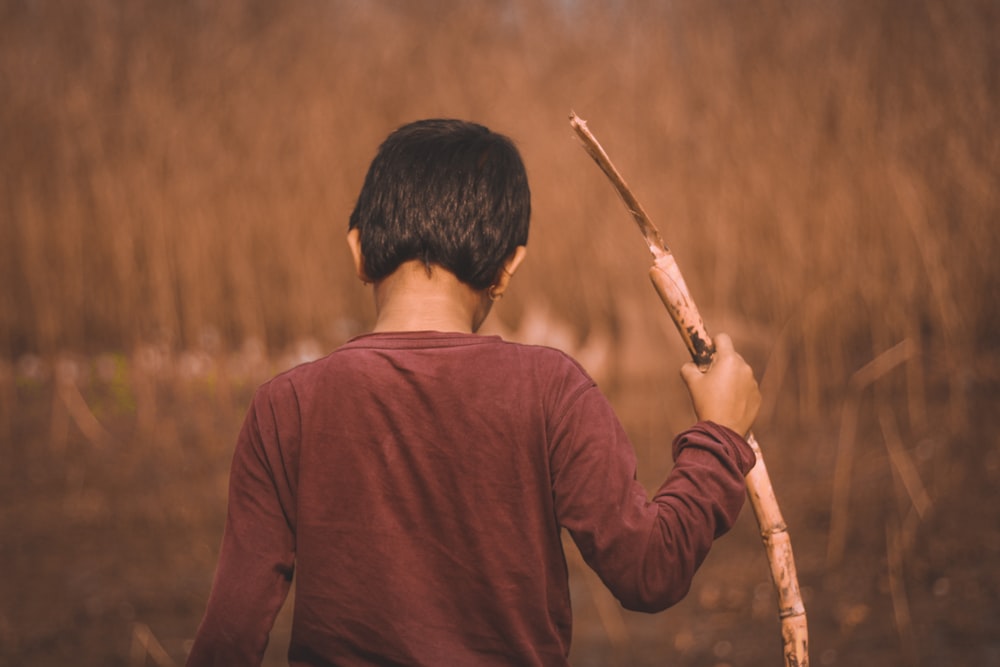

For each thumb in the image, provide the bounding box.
[679,361,703,388]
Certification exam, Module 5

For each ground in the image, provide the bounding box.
[1,350,997,667]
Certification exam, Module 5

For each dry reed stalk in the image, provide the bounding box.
[565,542,631,665]
[887,165,967,432]
[225,210,268,348]
[827,386,859,565]
[903,325,928,433]
[130,621,177,667]
[49,371,70,452]
[0,359,11,443]
[878,405,932,520]
[91,164,138,345]
[15,193,59,352]
[885,518,918,666]
[792,283,855,425]
[827,338,919,567]
[54,356,113,449]
[797,303,824,424]
[131,344,163,441]
[755,318,794,429]
[570,113,807,667]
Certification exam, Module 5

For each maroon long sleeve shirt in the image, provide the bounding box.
[187,331,755,666]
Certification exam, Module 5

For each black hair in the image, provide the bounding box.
[349,119,531,290]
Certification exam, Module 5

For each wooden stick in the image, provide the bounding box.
[569,112,809,667]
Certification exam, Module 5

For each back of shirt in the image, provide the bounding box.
[290,332,588,665]
[186,331,753,667]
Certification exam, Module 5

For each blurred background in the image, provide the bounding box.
[1,0,998,665]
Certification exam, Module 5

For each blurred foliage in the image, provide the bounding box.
[1,0,998,407]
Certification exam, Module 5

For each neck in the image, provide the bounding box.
[370,261,492,334]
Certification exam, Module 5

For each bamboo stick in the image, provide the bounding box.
[569,112,808,667]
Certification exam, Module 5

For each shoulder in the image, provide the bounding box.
[490,339,599,414]
[248,351,334,414]
[493,337,595,377]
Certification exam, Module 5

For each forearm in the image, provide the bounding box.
[556,404,754,613]
[628,421,755,610]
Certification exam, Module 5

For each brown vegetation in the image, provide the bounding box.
[1,0,998,665]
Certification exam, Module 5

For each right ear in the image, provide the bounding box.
[346,228,370,283]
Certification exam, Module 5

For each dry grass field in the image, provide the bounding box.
[1,0,998,665]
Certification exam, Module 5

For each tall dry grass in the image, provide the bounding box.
[2,0,997,428]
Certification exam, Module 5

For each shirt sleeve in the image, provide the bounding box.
[187,381,299,666]
[549,384,755,613]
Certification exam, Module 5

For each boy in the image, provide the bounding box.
[187,119,760,666]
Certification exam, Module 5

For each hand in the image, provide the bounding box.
[680,333,761,437]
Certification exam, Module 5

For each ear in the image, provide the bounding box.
[490,246,527,298]
[346,228,370,282]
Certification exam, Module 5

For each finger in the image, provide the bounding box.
[713,332,734,355]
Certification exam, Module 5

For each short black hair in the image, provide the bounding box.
[349,119,531,290]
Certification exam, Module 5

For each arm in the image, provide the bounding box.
[550,385,754,613]
[187,384,298,666]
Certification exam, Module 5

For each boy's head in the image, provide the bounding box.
[349,119,531,291]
